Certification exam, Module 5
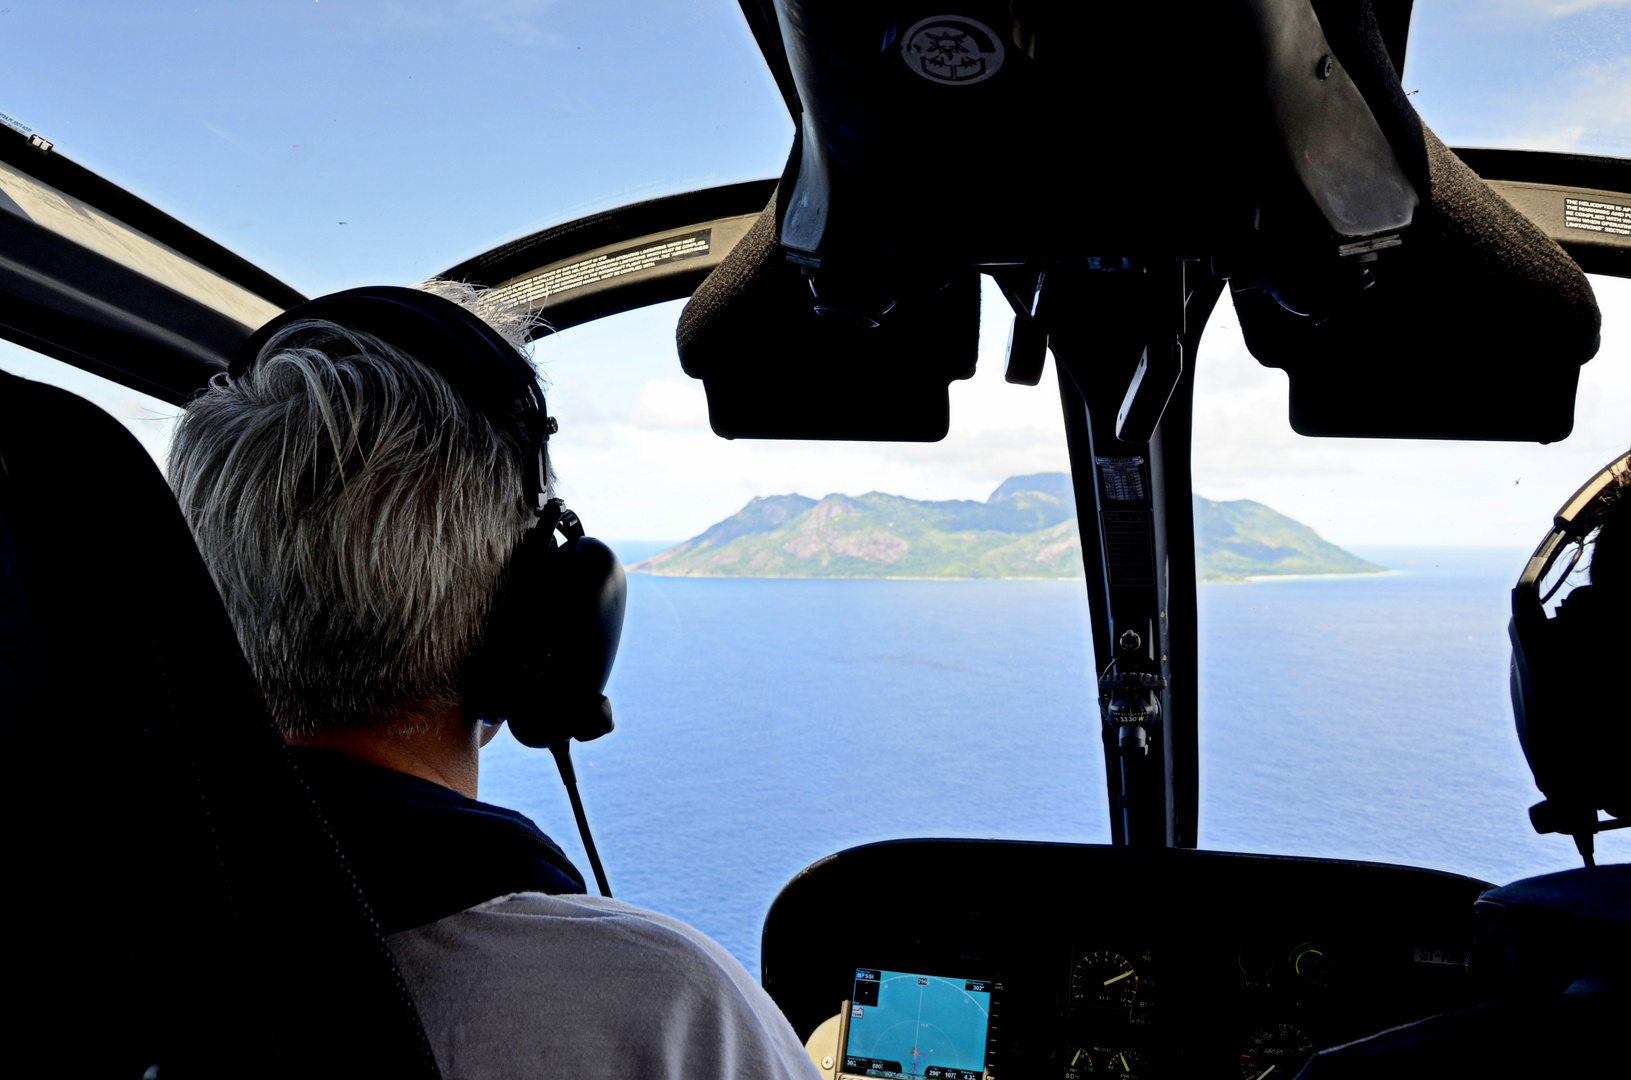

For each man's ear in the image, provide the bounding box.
[478,717,506,748]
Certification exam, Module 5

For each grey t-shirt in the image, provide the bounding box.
[386,892,822,1080]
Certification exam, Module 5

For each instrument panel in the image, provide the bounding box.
[763,841,1489,1079]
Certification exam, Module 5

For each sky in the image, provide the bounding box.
[1,0,1630,547]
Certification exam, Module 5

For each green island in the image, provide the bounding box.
[631,473,1387,583]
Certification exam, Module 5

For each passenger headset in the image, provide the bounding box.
[232,285,624,895]
[1509,449,1631,868]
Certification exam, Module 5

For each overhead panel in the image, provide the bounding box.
[439,179,776,336]
[487,214,760,332]
[1456,147,1631,278]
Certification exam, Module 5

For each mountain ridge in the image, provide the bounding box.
[632,473,1384,582]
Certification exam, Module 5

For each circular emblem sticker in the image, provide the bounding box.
[900,15,1006,85]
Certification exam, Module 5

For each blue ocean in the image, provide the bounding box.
[479,546,1627,977]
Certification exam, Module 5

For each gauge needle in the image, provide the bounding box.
[1103,969,1135,986]
[1258,1068,1276,1079]
[1071,1050,1082,1066]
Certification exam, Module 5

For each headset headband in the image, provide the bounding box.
[1515,449,1631,614]
[231,286,555,512]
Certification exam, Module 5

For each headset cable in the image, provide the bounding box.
[549,741,613,897]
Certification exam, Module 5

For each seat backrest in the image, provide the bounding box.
[0,370,440,1079]
[1471,864,1631,995]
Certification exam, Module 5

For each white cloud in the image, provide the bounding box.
[1494,56,1631,154]
[459,0,564,48]
[1408,1,1631,154]
[631,377,710,430]
[1191,276,1631,548]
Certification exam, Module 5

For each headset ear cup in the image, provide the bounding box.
[1509,613,1544,788]
[1556,587,1631,820]
[480,530,626,750]
[562,537,627,732]
[1511,585,1631,824]
[1511,598,1582,807]
[465,525,553,733]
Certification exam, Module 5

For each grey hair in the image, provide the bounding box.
[413,277,548,348]
[169,287,543,737]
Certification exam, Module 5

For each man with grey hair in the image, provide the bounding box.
[170,282,819,1080]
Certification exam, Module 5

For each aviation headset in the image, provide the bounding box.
[232,286,626,891]
[1509,449,1631,866]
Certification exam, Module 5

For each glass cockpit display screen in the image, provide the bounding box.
[843,967,998,1080]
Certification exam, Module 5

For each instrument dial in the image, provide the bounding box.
[1291,944,1330,989]
[1239,1022,1314,1080]
[1098,1048,1147,1079]
[1061,1045,1093,1080]
[1071,951,1139,1009]
[1062,1046,1147,1079]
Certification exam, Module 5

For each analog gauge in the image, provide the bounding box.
[1061,1045,1094,1080]
[1060,1046,1147,1079]
[1237,943,1275,979]
[1097,1048,1148,1080]
[1239,1022,1314,1080]
[1290,944,1330,989]
[1072,951,1139,1009]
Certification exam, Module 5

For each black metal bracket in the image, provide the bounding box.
[1051,260,1224,848]
[991,267,1048,386]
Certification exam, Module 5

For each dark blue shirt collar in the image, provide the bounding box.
[290,746,586,935]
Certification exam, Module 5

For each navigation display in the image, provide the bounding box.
[842,967,998,1080]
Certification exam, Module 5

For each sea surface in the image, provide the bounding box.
[479,545,1629,978]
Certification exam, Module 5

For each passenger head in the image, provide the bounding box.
[169,282,542,739]
[1511,452,1631,859]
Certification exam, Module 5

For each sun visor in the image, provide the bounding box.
[1234,127,1602,442]
[700,0,1603,443]
[677,180,979,441]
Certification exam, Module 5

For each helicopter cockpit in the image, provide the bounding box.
[2,2,1628,1078]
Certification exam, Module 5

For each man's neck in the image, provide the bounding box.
[290,707,483,799]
